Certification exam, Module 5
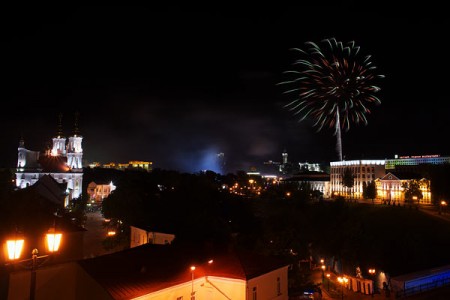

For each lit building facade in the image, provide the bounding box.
[15,114,83,204]
[87,181,116,203]
[102,160,152,171]
[375,173,431,204]
[385,154,450,170]
[130,225,175,248]
[330,160,386,199]
[298,162,323,172]
[282,171,331,198]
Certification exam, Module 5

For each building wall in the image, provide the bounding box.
[385,155,450,170]
[103,161,153,172]
[87,182,116,203]
[7,262,112,300]
[130,226,150,248]
[330,160,386,199]
[247,266,289,300]
[346,275,373,295]
[375,178,431,205]
[288,180,330,198]
[130,226,175,248]
[391,266,450,297]
[6,260,288,300]
[133,277,246,300]
[309,181,330,198]
[15,172,83,203]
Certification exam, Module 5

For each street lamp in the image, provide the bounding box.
[368,268,376,296]
[439,200,447,215]
[4,229,63,300]
[190,266,196,300]
[326,273,331,291]
[321,265,326,282]
[337,276,348,300]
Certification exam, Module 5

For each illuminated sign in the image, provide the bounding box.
[399,155,440,159]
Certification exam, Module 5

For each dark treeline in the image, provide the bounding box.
[101,169,259,247]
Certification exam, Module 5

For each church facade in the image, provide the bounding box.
[15,114,83,206]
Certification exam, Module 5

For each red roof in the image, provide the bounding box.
[78,243,289,299]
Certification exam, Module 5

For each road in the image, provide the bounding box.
[418,205,450,223]
[82,210,126,259]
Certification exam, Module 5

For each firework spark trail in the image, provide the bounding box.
[278,37,384,161]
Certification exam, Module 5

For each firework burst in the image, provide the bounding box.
[278,37,384,161]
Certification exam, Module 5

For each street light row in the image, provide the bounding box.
[319,257,377,298]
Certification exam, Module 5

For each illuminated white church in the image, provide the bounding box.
[15,114,83,206]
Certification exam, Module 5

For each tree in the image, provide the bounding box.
[402,179,423,206]
[363,180,377,204]
[342,167,355,200]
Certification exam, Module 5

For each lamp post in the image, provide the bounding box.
[321,265,326,282]
[326,273,330,291]
[190,266,196,300]
[440,200,447,215]
[206,259,213,278]
[337,276,348,300]
[368,268,376,297]
[5,229,62,300]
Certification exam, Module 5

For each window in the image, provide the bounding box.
[252,287,257,300]
[277,277,281,295]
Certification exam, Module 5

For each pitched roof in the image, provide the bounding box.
[33,174,67,205]
[380,172,401,181]
[78,243,289,299]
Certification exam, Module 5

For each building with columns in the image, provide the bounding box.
[15,113,83,205]
[375,172,431,205]
[330,159,432,203]
[330,159,386,199]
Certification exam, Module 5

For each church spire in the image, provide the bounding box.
[73,111,80,136]
[56,113,64,138]
[19,133,25,148]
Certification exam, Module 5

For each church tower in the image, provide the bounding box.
[67,112,83,170]
[17,135,26,168]
[15,112,84,203]
[282,149,288,164]
[51,113,66,156]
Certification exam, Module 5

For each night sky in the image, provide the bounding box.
[2,4,449,173]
